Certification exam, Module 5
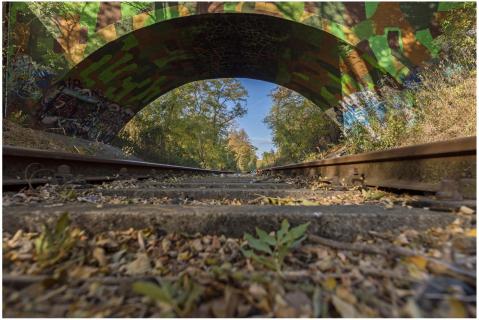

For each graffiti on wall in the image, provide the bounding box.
[5,54,57,119]
[5,2,463,141]
[9,55,55,100]
[39,78,134,141]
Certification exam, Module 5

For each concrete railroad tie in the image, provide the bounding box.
[3,175,456,242]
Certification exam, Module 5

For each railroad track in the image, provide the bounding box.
[260,136,476,200]
[2,137,476,237]
[3,139,476,317]
[4,136,476,199]
[3,145,233,190]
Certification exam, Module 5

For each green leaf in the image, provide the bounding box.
[34,234,47,256]
[132,281,173,305]
[250,254,277,270]
[255,227,276,246]
[182,283,203,314]
[244,233,272,254]
[290,235,307,249]
[277,219,290,241]
[285,222,310,243]
[54,212,70,235]
[277,245,290,263]
[240,248,254,258]
[313,287,322,317]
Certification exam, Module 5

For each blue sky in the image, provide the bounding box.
[235,78,277,159]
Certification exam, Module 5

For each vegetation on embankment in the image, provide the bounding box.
[3,119,137,160]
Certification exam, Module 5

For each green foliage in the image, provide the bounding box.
[241,219,310,272]
[25,2,82,69]
[361,188,387,201]
[6,110,29,126]
[60,189,78,201]
[434,2,476,64]
[115,79,252,171]
[34,212,81,267]
[133,274,203,317]
[263,87,340,166]
[228,129,257,172]
[342,105,413,154]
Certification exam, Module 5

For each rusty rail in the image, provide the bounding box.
[259,136,476,199]
[3,145,233,189]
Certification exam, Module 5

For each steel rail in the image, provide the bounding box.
[3,145,233,188]
[258,136,476,198]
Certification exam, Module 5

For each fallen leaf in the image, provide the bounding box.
[178,251,192,262]
[137,231,145,251]
[93,247,107,267]
[249,283,267,299]
[323,277,337,291]
[448,298,467,317]
[126,253,151,275]
[405,299,422,317]
[336,286,357,305]
[211,236,221,249]
[465,228,476,237]
[284,290,312,317]
[459,206,474,214]
[69,266,98,279]
[191,239,203,252]
[405,256,428,270]
[332,295,358,317]
[395,233,409,245]
[211,286,238,317]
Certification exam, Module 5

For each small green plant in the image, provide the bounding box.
[241,219,310,273]
[133,274,203,317]
[34,212,81,267]
[361,188,387,201]
[60,189,78,201]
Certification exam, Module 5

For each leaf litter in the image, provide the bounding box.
[3,206,476,317]
[4,174,417,209]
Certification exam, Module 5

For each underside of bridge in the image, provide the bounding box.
[38,13,383,141]
[5,2,458,142]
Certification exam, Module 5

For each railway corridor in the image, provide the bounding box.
[3,169,477,317]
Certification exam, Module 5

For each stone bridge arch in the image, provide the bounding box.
[6,2,458,141]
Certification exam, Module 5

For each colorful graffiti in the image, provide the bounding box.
[9,55,52,100]
[4,2,464,141]
[39,78,134,141]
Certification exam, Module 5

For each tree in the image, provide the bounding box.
[257,150,280,169]
[228,129,257,172]
[115,79,249,170]
[264,87,340,164]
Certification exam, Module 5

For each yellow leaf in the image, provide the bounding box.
[323,277,337,291]
[178,251,191,261]
[301,199,319,206]
[466,228,476,237]
[448,298,467,317]
[405,256,428,270]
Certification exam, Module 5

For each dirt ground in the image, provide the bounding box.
[3,120,138,160]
